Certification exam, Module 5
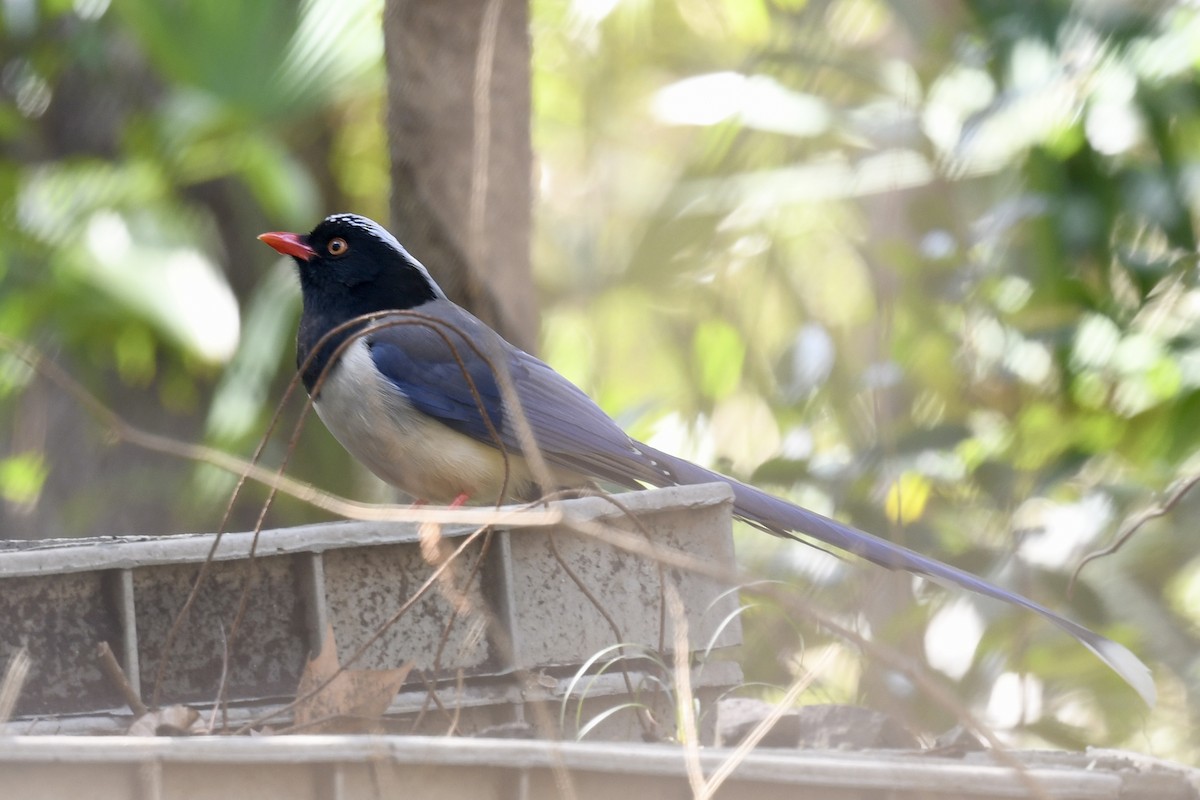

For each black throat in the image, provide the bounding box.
[295,271,439,394]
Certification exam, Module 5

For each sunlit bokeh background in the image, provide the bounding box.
[3,0,1199,756]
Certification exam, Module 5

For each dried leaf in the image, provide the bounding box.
[293,624,412,733]
[128,705,200,736]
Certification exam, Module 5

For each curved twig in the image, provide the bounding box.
[1069,473,1200,594]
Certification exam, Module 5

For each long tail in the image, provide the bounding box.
[638,444,1155,706]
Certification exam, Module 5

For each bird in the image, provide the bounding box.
[259,212,1155,706]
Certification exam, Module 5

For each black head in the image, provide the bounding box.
[259,213,445,389]
[259,213,444,313]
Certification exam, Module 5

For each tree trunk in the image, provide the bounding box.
[383,0,537,352]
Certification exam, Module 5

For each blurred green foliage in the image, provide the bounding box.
[534,0,1200,752]
[3,0,1199,755]
[0,0,386,530]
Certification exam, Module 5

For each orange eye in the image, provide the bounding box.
[327,237,349,256]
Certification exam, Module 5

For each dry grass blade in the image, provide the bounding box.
[697,652,828,800]
[664,583,704,796]
[207,623,232,733]
[562,515,1053,800]
[413,528,497,734]
[468,0,502,271]
[0,646,30,724]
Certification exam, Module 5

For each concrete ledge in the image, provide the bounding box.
[0,484,733,576]
[0,484,743,738]
[0,736,1194,800]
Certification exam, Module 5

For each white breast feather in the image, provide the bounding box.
[310,338,579,502]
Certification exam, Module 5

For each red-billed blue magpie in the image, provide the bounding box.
[260,213,1155,705]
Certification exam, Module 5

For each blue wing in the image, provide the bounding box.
[364,305,663,487]
[368,326,506,440]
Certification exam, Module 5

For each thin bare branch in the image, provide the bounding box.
[664,583,704,795]
[0,337,557,526]
[233,526,489,734]
[96,642,147,716]
[1070,472,1200,593]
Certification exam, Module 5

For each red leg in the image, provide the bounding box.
[449,492,470,508]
